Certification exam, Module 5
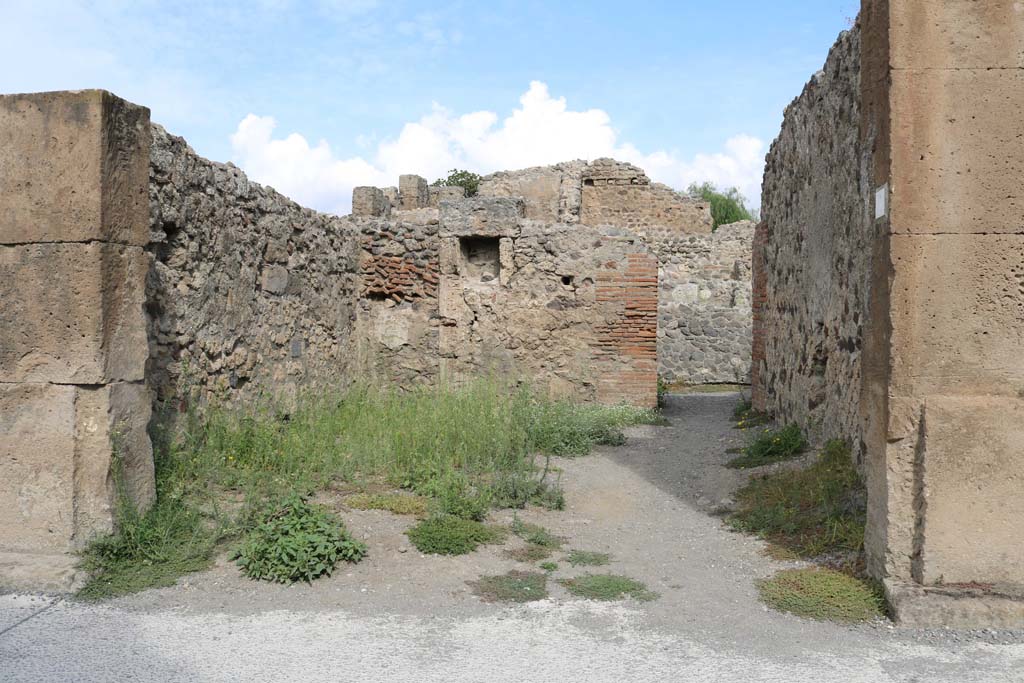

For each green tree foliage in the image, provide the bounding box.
[433,169,482,197]
[687,182,756,230]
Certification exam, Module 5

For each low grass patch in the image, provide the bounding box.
[758,568,886,622]
[470,570,548,603]
[344,492,429,517]
[559,574,658,602]
[727,424,807,469]
[539,561,558,573]
[79,381,655,597]
[728,440,865,562]
[406,515,506,556]
[504,544,554,563]
[567,550,612,567]
[510,519,562,549]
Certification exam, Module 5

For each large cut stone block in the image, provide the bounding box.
[890,0,1024,70]
[0,242,149,383]
[889,69,1024,234]
[0,90,151,245]
[917,396,1024,586]
[887,234,1024,397]
[439,197,525,238]
[0,381,153,560]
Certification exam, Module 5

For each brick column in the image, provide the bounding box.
[595,252,659,409]
[0,90,154,591]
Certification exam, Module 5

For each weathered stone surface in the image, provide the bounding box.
[889,69,1024,235]
[0,242,148,384]
[885,579,1024,630]
[479,163,584,222]
[0,90,150,246]
[0,381,153,561]
[352,186,388,217]
[889,0,1024,70]
[755,28,869,451]
[439,197,525,238]
[658,221,753,385]
[147,125,361,404]
[399,175,429,210]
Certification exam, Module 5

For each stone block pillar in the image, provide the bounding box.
[750,221,768,412]
[0,90,154,591]
[860,0,1024,627]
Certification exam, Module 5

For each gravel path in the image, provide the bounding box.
[2,392,1022,682]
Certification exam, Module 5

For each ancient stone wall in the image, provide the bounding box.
[754,27,873,453]
[657,221,754,385]
[479,158,747,384]
[758,2,1024,627]
[0,91,155,591]
[147,125,361,407]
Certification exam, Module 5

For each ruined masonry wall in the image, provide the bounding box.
[755,28,873,456]
[147,125,361,406]
[657,221,754,385]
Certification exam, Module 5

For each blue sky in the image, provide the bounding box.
[1,0,858,213]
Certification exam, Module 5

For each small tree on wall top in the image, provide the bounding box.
[687,182,757,230]
[433,169,482,197]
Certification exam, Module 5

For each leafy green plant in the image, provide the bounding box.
[433,169,482,197]
[727,424,807,469]
[728,440,866,562]
[79,381,654,597]
[758,568,886,622]
[567,550,612,567]
[511,518,562,549]
[733,399,771,429]
[559,574,658,602]
[232,495,366,584]
[470,570,548,603]
[687,181,756,230]
[406,515,506,555]
[539,561,558,573]
[344,492,429,517]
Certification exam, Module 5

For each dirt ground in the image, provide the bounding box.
[3,392,1024,682]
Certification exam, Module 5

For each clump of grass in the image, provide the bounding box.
[728,440,865,562]
[727,424,807,468]
[567,550,612,567]
[344,492,429,517]
[504,544,554,563]
[559,574,658,602]
[406,516,506,556]
[79,381,650,597]
[758,568,886,622]
[232,495,366,584]
[511,519,562,549]
[539,561,558,572]
[470,571,548,603]
[525,401,663,456]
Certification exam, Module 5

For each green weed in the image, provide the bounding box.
[727,424,807,468]
[344,492,429,517]
[78,381,648,597]
[567,550,612,567]
[406,516,506,555]
[758,568,886,622]
[470,570,548,603]
[559,574,658,602]
[510,519,562,549]
[728,441,866,562]
[232,495,366,583]
[539,561,558,573]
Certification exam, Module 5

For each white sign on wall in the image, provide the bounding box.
[875,184,889,220]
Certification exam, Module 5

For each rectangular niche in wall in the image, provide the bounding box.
[459,236,501,284]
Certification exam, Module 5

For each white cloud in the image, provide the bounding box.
[230,81,765,215]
